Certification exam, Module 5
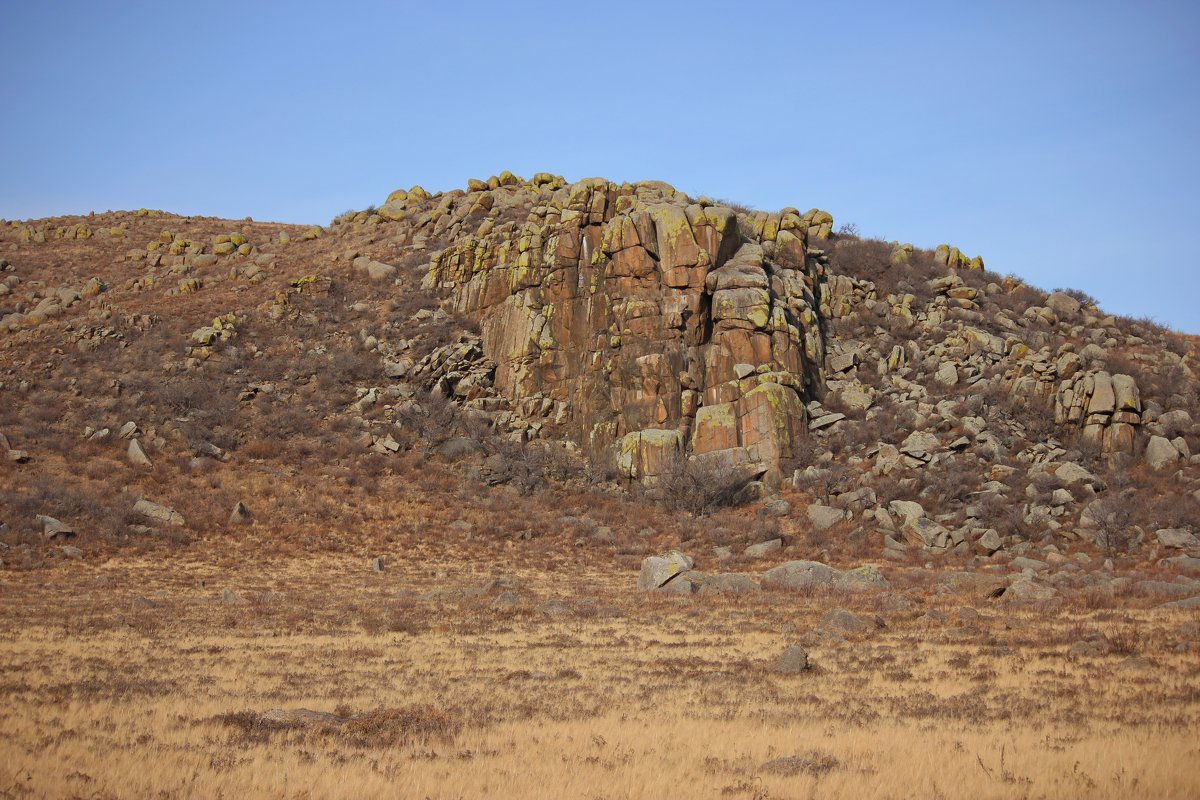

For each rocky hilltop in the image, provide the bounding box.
[1,171,1198,566]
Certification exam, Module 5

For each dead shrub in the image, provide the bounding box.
[653,454,755,516]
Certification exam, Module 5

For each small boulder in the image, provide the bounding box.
[773,645,809,674]
[744,538,782,559]
[1000,577,1057,604]
[133,499,185,527]
[229,502,252,525]
[806,504,848,531]
[638,550,694,591]
[835,565,890,592]
[37,515,75,539]
[127,438,153,468]
[976,529,1003,554]
[821,608,869,633]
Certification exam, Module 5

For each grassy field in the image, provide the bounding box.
[2,543,1197,799]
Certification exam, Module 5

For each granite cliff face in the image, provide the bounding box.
[410,176,832,484]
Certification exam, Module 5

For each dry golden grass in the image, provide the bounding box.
[1,545,1198,800]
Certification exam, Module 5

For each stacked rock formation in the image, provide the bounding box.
[1055,370,1142,454]
[412,176,835,483]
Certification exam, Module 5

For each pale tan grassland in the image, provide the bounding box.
[1,545,1197,800]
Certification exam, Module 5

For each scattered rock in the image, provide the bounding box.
[999,577,1058,604]
[773,645,809,674]
[127,438,153,468]
[743,538,782,559]
[133,499,184,527]
[37,515,75,539]
[976,529,1003,554]
[1145,435,1181,470]
[836,564,891,592]
[821,608,869,633]
[1156,528,1199,549]
[229,502,252,525]
[762,560,838,590]
[638,550,694,591]
[806,504,848,531]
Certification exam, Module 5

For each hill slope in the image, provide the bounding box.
[1,171,1198,568]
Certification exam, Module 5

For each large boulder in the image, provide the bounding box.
[352,256,397,281]
[1145,435,1181,470]
[618,430,683,482]
[1045,291,1082,318]
[1157,529,1200,549]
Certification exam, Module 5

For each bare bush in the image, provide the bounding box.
[653,454,755,516]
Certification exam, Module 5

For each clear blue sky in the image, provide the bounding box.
[3,1,1197,331]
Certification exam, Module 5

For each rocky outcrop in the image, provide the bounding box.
[417,176,833,483]
[1055,370,1142,454]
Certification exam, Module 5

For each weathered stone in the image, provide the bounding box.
[133,499,184,527]
[1157,528,1200,549]
[1045,292,1082,318]
[821,608,869,633]
[1001,577,1058,604]
[806,504,847,531]
[762,560,838,590]
[127,438,153,468]
[638,550,694,591]
[773,645,809,674]
[744,538,782,559]
[229,502,252,524]
[976,529,1003,553]
[835,565,890,592]
[1145,435,1181,470]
